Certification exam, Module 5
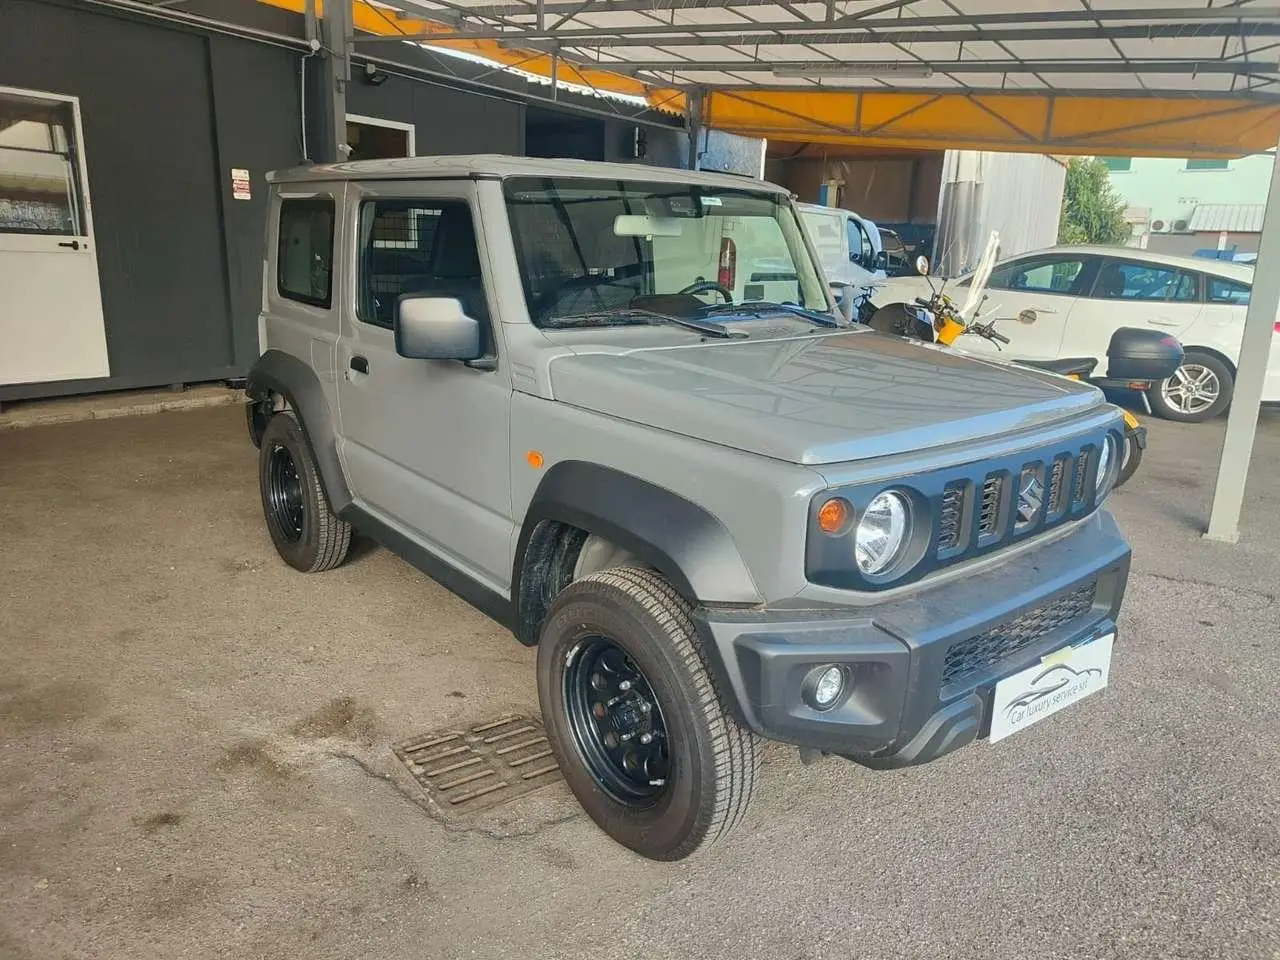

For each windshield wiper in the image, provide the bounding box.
[702,301,840,328]
[544,308,743,339]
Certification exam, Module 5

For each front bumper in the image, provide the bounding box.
[694,510,1130,768]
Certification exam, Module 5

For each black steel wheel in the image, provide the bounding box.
[564,636,671,806]
[266,444,305,544]
[257,412,351,573]
[538,566,760,861]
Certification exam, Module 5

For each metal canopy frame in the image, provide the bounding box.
[354,0,1280,102]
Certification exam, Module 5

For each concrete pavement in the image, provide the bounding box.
[1,406,1277,960]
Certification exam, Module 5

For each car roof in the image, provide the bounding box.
[267,154,790,194]
[1011,244,1253,282]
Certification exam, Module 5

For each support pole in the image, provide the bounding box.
[1204,139,1280,542]
[317,0,351,163]
[686,87,703,171]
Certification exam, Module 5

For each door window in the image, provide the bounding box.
[847,218,874,266]
[277,197,335,307]
[358,199,489,333]
[0,91,86,237]
[1091,260,1198,302]
[1205,275,1251,305]
[988,256,1090,295]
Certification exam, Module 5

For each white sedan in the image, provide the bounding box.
[872,244,1280,422]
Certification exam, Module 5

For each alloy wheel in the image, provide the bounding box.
[1161,363,1220,416]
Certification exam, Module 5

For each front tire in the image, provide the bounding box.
[1148,351,1233,422]
[258,411,351,572]
[537,567,760,861]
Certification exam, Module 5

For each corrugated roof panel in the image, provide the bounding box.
[1188,203,1267,232]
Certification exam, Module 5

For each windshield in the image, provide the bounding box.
[504,177,830,328]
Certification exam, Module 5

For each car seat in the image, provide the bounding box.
[1096,264,1126,298]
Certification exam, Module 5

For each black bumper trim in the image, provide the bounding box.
[695,511,1131,767]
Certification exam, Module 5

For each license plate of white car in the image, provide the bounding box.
[988,634,1114,743]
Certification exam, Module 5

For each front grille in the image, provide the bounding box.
[1072,450,1090,505]
[937,484,965,551]
[1046,456,1069,516]
[977,474,1003,536]
[941,581,1098,690]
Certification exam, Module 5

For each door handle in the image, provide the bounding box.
[1147,318,1179,328]
[1030,305,1058,315]
[349,356,369,375]
[57,240,81,251]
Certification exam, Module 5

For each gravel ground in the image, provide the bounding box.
[1,405,1277,960]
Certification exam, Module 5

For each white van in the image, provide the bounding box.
[797,202,886,288]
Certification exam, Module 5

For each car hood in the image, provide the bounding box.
[547,330,1102,465]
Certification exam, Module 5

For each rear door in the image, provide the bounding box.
[980,252,1097,359]
[1061,256,1200,362]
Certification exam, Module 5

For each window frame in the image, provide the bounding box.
[1087,257,1200,304]
[276,194,336,309]
[1205,273,1252,306]
[1184,158,1230,171]
[354,194,497,356]
[986,254,1096,297]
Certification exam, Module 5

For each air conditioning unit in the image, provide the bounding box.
[1172,219,1190,232]
[1151,219,1169,232]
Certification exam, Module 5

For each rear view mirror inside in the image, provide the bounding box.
[613,215,684,238]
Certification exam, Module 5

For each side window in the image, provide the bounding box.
[846,218,873,264]
[277,196,335,307]
[1206,275,1251,305]
[357,199,488,329]
[988,257,1087,294]
[1092,260,1197,302]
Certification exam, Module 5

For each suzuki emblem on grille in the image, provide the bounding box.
[1017,468,1044,525]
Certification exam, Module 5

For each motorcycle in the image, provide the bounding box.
[868,240,1183,487]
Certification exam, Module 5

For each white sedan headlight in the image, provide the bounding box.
[855,490,912,575]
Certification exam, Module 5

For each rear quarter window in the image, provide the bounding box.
[277,196,335,307]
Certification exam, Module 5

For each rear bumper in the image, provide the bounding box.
[695,510,1130,768]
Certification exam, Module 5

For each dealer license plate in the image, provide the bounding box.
[988,634,1114,743]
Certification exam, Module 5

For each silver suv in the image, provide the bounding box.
[246,156,1132,861]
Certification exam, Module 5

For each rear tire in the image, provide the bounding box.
[258,411,351,572]
[537,566,760,861]
[1148,351,1233,422]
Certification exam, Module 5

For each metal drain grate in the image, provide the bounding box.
[393,715,562,816]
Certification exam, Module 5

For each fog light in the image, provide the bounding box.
[812,665,845,709]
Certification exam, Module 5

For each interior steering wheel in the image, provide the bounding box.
[678,279,733,303]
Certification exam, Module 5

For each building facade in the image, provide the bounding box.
[1104,153,1273,259]
[0,0,686,403]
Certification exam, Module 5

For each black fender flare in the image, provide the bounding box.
[512,461,762,644]
[245,349,352,514]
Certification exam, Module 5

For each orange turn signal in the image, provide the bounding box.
[526,450,545,469]
[817,497,852,535]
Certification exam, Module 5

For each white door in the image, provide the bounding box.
[0,87,108,386]
[1059,257,1201,366]
[978,253,1092,359]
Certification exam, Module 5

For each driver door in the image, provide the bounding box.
[334,181,515,594]
[980,253,1096,359]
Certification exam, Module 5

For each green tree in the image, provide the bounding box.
[1058,157,1130,245]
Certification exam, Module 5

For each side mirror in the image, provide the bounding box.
[875,250,888,269]
[849,250,861,265]
[395,296,483,362]
[915,255,930,276]
[829,281,855,323]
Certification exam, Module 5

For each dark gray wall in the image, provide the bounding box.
[2,0,237,387]
[346,75,523,156]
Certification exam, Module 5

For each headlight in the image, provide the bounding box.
[1095,433,1120,500]
[855,490,912,575]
